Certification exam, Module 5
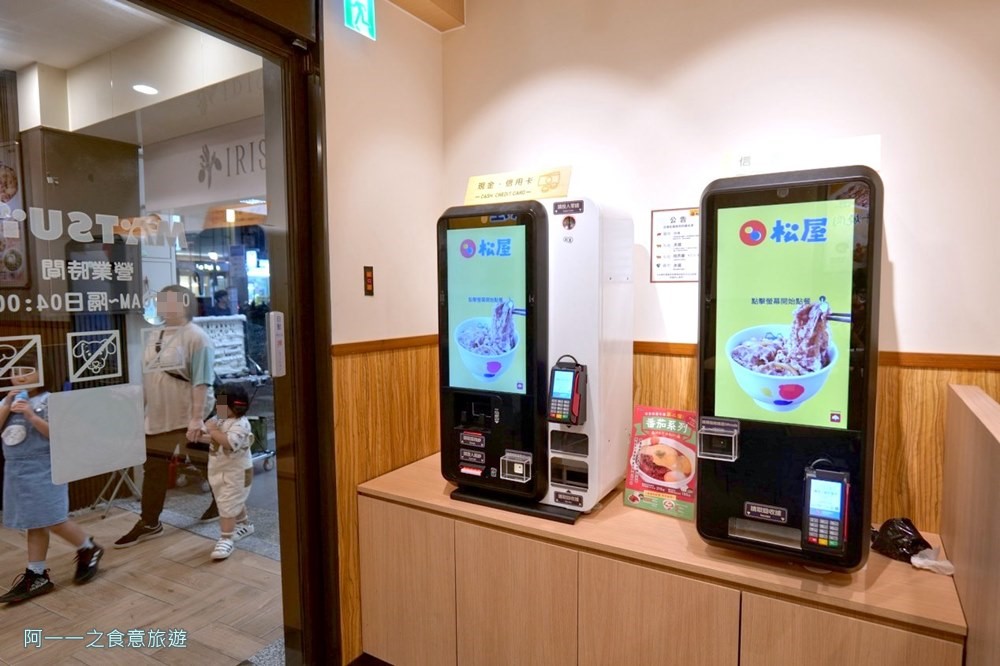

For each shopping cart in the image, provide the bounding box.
[248,414,275,471]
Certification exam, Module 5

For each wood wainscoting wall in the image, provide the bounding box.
[332,337,1000,664]
[633,342,699,410]
[874,362,1000,532]
[333,337,440,665]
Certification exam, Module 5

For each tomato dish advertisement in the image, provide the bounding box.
[624,405,697,520]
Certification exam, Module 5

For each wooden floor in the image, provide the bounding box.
[0,509,283,665]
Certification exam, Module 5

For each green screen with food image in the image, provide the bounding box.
[715,199,855,429]
[446,225,527,395]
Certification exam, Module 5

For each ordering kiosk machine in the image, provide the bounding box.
[437,198,633,522]
[696,166,882,572]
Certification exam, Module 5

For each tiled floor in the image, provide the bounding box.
[0,509,283,665]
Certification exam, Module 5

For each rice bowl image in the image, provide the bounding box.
[725,324,838,412]
[633,436,696,489]
[454,316,519,382]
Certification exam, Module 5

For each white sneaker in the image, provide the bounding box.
[211,538,234,560]
[233,521,255,542]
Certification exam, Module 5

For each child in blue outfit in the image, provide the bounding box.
[0,354,104,603]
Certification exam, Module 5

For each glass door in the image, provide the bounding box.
[0,2,318,661]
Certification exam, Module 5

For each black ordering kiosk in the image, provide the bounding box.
[437,202,550,505]
[696,166,882,572]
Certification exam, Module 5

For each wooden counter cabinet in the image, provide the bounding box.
[358,497,457,666]
[357,455,966,666]
[456,523,578,666]
[578,554,740,666]
[740,593,963,666]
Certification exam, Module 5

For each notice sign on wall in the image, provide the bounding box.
[651,208,699,282]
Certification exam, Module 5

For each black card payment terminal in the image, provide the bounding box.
[802,466,849,554]
[548,356,587,425]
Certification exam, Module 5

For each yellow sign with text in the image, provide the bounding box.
[464,166,572,205]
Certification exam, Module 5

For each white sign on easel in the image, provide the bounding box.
[49,385,145,484]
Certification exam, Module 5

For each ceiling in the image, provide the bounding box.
[82,69,265,146]
[1,0,265,146]
[0,0,171,71]
[1,0,268,218]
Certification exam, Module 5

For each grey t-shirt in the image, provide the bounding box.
[143,322,215,435]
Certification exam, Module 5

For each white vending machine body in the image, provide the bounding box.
[540,198,634,513]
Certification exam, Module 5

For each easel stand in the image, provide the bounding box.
[90,468,141,518]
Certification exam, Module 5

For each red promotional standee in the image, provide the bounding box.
[624,405,697,520]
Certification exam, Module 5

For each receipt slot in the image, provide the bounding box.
[695,166,882,572]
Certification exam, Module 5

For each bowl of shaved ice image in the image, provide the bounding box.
[455,300,520,382]
[725,302,838,412]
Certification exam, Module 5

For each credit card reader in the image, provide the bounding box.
[802,466,849,554]
[548,356,587,425]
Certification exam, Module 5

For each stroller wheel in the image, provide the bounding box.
[175,475,188,488]
[263,456,275,471]
[201,480,211,493]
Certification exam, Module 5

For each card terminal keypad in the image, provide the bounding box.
[807,516,841,548]
[550,398,571,421]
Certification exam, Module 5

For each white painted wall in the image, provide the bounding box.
[439,0,1000,355]
[16,65,41,130]
[16,64,69,131]
[324,0,444,343]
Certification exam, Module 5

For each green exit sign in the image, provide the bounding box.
[344,0,376,41]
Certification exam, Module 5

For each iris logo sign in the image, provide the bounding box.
[739,220,767,246]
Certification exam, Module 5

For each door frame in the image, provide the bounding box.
[131,1,339,663]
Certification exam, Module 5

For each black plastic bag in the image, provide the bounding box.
[870,518,932,562]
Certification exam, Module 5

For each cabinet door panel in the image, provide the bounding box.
[359,497,457,666]
[579,553,740,666]
[741,592,963,666]
[456,522,577,666]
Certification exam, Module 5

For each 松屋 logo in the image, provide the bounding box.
[460,238,512,258]
[739,220,767,246]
